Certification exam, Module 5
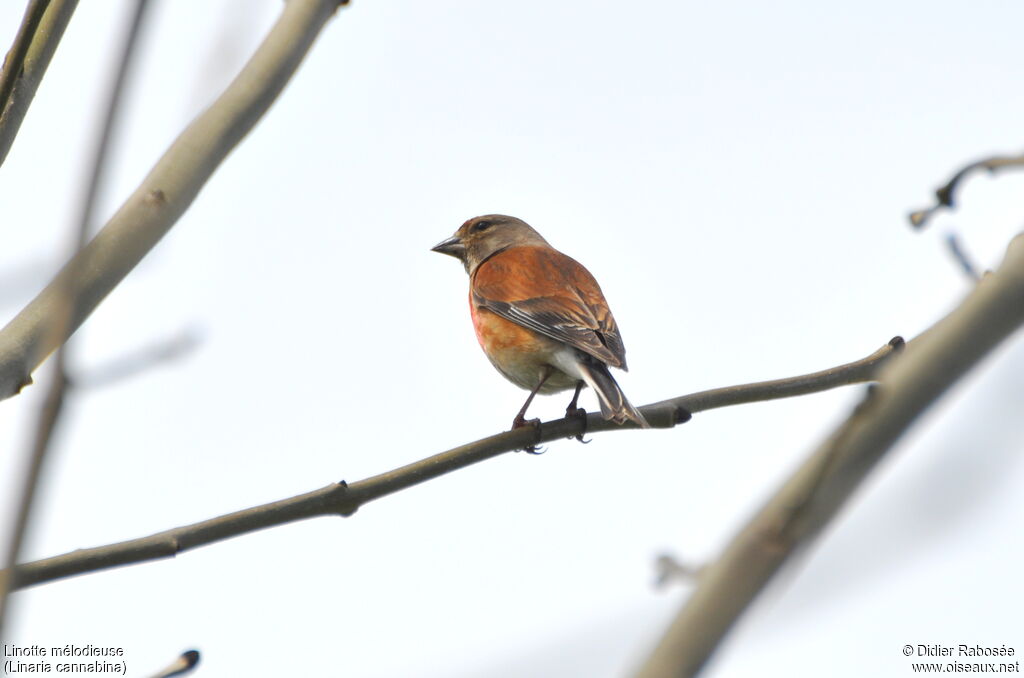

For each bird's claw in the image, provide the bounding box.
[512,415,545,454]
[565,406,590,444]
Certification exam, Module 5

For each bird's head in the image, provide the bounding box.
[432,215,549,274]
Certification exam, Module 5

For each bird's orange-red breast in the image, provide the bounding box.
[432,215,648,428]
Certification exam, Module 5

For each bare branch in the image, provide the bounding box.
[0,0,79,169]
[909,152,1024,229]
[632,232,1024,678]
[0,0,50,117]
[0,0,152,637]
[653,555,700,589]
[145,650,200,678]
[650,336,902,416]
[71,328,200,389]
[945,231,982,282]
[0,0,347,400]
[2,338,901,592]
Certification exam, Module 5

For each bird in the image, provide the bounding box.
[432,214,649,442]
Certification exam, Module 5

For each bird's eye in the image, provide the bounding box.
[471,220,492,233]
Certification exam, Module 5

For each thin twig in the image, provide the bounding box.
[146,650,200,678]
[0,0,79,168]
[653,555,700,589]
[0,0,347,400]
[945,231,982,282]
[70,328,200,389]
[0,0,152,637]
[909,152,1024,229]
[3,338,902,592]
[631,232,1024,678]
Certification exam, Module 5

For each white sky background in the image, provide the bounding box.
[1,1,1022,676]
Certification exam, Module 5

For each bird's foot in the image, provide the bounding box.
[512,415,545,454]
[565,406,590,444]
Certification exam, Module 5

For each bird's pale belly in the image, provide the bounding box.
[470,304,578,393]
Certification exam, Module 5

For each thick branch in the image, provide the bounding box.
[909,152,1024,229]
[0,0,79,169]
[3,338,901,592]
[632,232,1024,678]
[0,0,345,400]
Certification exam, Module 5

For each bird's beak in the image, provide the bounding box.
[431,235,466,259]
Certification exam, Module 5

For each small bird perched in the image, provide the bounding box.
[432,215,649,438]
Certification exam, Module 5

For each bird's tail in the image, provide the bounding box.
[577,362,650,428]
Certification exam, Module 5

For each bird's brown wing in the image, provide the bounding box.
[471,245,627,369]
